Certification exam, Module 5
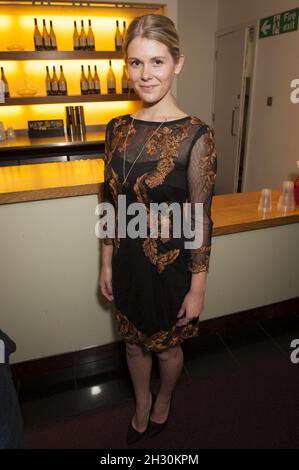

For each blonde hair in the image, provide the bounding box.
[122,14,181,65]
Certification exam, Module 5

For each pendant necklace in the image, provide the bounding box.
[122,114,168,188]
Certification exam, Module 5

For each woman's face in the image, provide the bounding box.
[126,36,184,104]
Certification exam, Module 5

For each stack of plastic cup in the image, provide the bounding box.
[277,181,295,212]
[258,188,272,213]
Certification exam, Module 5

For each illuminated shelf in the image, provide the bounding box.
[0,0,162,9]
[0,92,139,106]
[0,51,124,60]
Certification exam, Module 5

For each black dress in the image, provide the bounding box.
[101,114,217,353]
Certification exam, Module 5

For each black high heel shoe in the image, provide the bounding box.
[147,393,173,438]
[126,392,156,445]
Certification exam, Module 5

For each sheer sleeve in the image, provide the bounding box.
[186,126,217,273]
[101,119,114,246]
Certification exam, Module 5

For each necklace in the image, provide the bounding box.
[122,114,168,187]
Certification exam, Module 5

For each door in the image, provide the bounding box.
[213,27,249,195]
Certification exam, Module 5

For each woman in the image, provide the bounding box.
[99,13,217,445]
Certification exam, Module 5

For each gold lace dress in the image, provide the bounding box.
[102,114,217,352]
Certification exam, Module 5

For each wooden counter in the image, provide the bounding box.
[0,159,105,203]
[0,158,298,236]
[0,131,105,153]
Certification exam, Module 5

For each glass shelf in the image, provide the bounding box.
[0,92,139,106]
[0,51,125,60]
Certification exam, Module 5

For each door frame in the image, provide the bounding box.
[211,20,259,193]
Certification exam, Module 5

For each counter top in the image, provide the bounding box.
[212,190,299,235]
[0,130,105,162]
[0,158,105,203]
[0,130,105,154]
[0,159,298,236]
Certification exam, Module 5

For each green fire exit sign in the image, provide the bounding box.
[259,8,299,39]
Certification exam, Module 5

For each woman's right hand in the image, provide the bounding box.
[99,265,114,302]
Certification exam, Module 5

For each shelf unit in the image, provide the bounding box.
[0,0,164,163]
[0,51,125,60]
[0,49,139,105]
[1,92,139,106]
[0,0,168,131]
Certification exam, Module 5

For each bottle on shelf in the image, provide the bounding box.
[87,19,95,51]
[93,65,101,94]
[80,65,88,95]
[0,67,10,98]
[107,60,116,94]
[73,20,80,51]
[49,20,57,50]
[75,105,86,139]
[115,20,122,51]
[87,65,94,94]
[42,19,51,50]
[58,65,67,95]
[121,64,129,94]
[65,106,76,139]
[79,20,87,50]
[45,65,52,96]
[51,66,59,95]
[122,21,127,41]
[33,18,43,51]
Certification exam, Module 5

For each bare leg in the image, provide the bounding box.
[125,342,153,432]
[151,344,184,423]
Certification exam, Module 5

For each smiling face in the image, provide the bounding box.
[126,36,184,104]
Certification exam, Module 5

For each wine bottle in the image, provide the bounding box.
[79,20,87,50]
[42,19,51,50]
[45,65,52,96]
[121,64,129,93]
[80,65,88,95]
[122,21,127,41]
[86,19,95,51]
[73,20,80,51]
[93,65,101,94]
[51,66,59,95]
[115,20,122,51]
[87,65,94,94]
[0,67,10,98]
[33,18,43,51]
[58,65,67,96]
[49,20,57,50]
[107,60,116,94]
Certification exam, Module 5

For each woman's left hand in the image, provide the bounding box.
[176,290,205,327]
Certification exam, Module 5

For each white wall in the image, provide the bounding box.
[218,0,299,30]
[244,27,299,191]
[177,0,218,124]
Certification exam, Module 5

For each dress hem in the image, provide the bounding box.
[114,309,200,353]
